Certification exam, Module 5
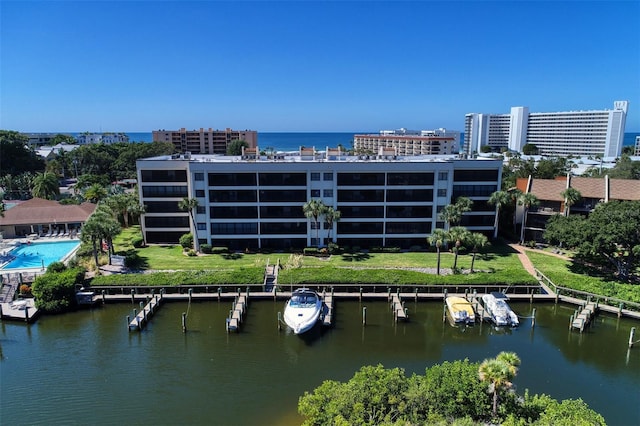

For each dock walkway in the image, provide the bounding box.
[321,291,334,327]
[571,302,598,332]
[390,294,408,321]
[128,294,163,331]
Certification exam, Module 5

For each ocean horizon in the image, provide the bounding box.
[67,131,639,153]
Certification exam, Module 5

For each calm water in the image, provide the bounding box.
[1,300,638,425]
[1,241,80,270]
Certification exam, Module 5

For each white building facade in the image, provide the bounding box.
[137,153,501,250]
[464,101,629,157]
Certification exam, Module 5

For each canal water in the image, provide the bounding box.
[1,300,638,425]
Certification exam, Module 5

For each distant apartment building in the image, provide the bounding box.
[354,128,460,156]
[635,136,640,156]
[23,133,73,147]
[136,150,501,250]
[464,101,629,157]
[515,174,640,241]
[152,128,258,155]
[76,132,129,144]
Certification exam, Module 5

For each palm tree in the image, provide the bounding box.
[82,208,121,268]
[447,226,470,270]
[178,197,200,251]
[496,351,521,376]
[324,206,341,243]
[303,199,327,247]
[517,193,539,244]
[478,358,513,417]
[561,187,581,217]
[0,201,5,218]
[427,229,448,275]
[31,171,59,200]
[83,183,108,204]
[440,197,473,229]
[468,232,489,273]
[488,190,510,239]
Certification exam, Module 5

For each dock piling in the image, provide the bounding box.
[531,308,536,327]
[362,306,367,326]
[277,311,282,330]
[182,312,187,333]
[629,327,636,348]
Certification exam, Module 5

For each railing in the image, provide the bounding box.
[534,268,640,314]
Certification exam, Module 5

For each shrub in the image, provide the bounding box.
[179,233,193,250]
[200,244,212,254]
[303,247,319,256]
[19,284,32,295]
[131,236,144,248]
[31,267,86,313]
[47,261,67,273]
[327,242,340,254]
[187,249,197,257]
[211,246,228,254]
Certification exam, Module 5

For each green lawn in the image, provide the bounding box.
[101,227,536,286]
[526,251,640,303]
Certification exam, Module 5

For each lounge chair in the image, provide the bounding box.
[44,230,52,237]
[61,230,69,237]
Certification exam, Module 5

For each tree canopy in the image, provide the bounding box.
[226,139,249,156]
[298,354,604,425]
[544,200,640,280]
[0,130,45,177]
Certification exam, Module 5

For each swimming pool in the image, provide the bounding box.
[0,241,81,270]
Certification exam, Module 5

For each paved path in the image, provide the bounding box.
[508,243,556,296]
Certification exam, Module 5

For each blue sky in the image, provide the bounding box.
[1,0,638,132]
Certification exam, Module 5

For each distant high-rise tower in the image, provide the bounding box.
[464,101,629,157]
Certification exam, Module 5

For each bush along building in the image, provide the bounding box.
[136,147,502,251]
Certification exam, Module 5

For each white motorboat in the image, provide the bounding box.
[445,296,475,324]
[283,288,324,334]
[481,292,519,327]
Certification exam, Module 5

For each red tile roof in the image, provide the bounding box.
[0,198,97,226]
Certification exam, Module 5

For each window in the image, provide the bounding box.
[195,190,205,197]
[310,221,320,229]
[196,206,206,214]
[194,173,204,181]
[311,172,321,181]
[438,171,448,180]
[323,172,333,181]
[197,223,207,230]
[437,189,447,197]
[311,189,321,197]
[323,189,333,197]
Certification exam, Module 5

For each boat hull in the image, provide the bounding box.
[283,289,323,334]
[445,296,475,324]
[481,293,519,327]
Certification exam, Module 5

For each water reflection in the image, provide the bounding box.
[0,300,638,426]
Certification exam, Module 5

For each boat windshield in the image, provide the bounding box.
[290,293,318,307]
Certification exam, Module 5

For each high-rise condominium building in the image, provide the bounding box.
[136,150,501,250]
[354,128,460,156]
[464,101,629,157]
[152,128,258,154]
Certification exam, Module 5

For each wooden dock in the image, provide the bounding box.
[321,291,334,327]
[226,294,248,332]
[0,298,39,323]
[571,302,598,332]
[390,294,408,321]
[128,294,163,331]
